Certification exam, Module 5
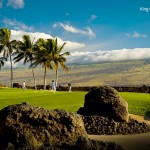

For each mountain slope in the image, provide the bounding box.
[1,60,150,87]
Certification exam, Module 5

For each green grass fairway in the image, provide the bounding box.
[120,92,150,117]
[0,88,150,116]
[0,88,86,113]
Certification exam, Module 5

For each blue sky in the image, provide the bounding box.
[0,0,150,64]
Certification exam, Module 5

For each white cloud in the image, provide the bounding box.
[11,30,52,41]
[125,33,130,37]
[64,40,85,50]
[0,0,3,8]
[91,15,97,20]
[126,31,147,38]
[67,48,150,64]
[89,15,98,22]
[65,13,70,16]
[10,30,85,51]
[59,23,80,33]
[132,31,147,38]
[54,23,96,39]
[5,60,19,68]
[53,24,57,28]
[3,18,34,32]
[86,27,96,39]
[7,0,24,9]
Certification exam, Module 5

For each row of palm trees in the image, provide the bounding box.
[0,28,70,90]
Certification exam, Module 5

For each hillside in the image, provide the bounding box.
[1,60,150,87]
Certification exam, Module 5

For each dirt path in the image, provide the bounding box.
[89,133,150,150]
[88,115,150,150]
[130,114,150,125]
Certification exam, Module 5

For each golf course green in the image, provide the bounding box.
[0,88,150,117]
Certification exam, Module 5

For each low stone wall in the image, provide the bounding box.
[114,85,150,93]
[58,85,150,93]
[12,83,150,93]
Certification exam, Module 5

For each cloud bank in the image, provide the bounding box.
[10,30,85,51]
[2,30,150,67]
[67,48,150,64]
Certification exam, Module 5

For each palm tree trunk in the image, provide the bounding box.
[32,68,37,90]
[55,69,58,88]
[44,66,47,90]
[10,55,13,88]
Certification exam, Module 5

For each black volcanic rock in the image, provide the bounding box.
[0,103,87,149]
[83,115,150,135]
[78,86,129,122]
[0,103,123,150]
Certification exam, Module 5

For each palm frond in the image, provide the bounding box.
[13,53,24,63]
[60,51,70,57]
[58,42,66,53]
[0,57,7,69]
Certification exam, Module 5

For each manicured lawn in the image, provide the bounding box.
[120,92,150,116]
[0,88,86,113]
[0,88,150,116]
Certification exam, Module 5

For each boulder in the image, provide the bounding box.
[78,86,129,122]
[0,103,87,149]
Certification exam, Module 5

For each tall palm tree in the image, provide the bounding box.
[52,38,70,88]
[14,35,37,89]
[0,28,17,88]
[31,38,53,90]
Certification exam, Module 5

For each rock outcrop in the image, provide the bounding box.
[78,86,129,122]
[0,103,123,149]
[0,103,87,149]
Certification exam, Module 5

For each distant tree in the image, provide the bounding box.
[0,28,17,88]
[51,38,70,88]
[14,35,37,89]
[31,38,53,90]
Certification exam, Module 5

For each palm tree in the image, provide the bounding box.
[31,38,53,90]
[0,28,17,88]
[14,35,37,89]
[52,38,70,88]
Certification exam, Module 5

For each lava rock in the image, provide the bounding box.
[78,86,129,122]
[83,115,150,135]
[0,103,87,149]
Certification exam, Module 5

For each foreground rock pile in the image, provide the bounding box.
[0,103,123,150]
[78,86,129,122]
[78,86,150,135]
[36,137,123,150]
[83,115,150,135]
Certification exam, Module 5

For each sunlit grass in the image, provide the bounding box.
[0,88,86,113]
[0,88,150,116]
[120,92,150,116]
